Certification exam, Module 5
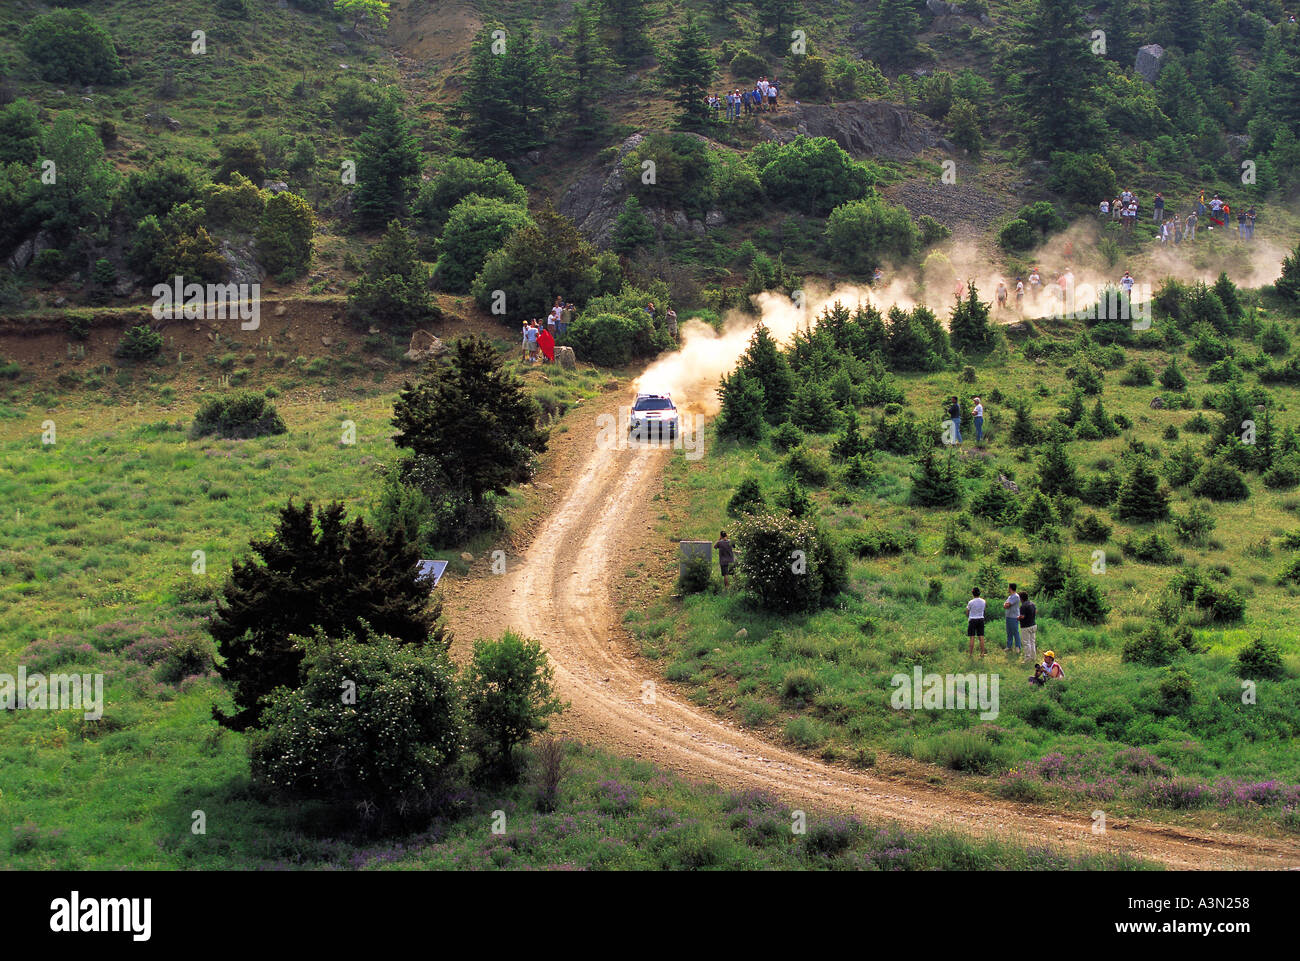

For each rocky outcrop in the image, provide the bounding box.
[558,133,644,248]
[556,345,576,370]
[756,101,948,160]
[220,240,262,287]
[1136,44,1165,85]
[405,330,448,363]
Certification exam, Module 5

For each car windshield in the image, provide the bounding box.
[635,398,673,411]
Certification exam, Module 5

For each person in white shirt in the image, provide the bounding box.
[1120,271,1135,295]
[972,396,985,444]
[966,587,987,656]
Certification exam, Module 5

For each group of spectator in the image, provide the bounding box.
[1100,190,1258,243]
[708,77,781,122]
[521,296,576,364]
[966,584,1063,683]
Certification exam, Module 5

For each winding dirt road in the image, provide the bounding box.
[446,399,1300,869]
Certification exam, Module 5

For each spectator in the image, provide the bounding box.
[946,395,962,444]
[521,319,530,363]
[1099,198,1110,219]
[1154,191,1165,223]
[1029,650,1065,686]
[525,320,540,363]
[1018,590,1037,663]
[1246,206,1257,240]
[996,280,1008,310]
[558,302,574,340]
[1003,582,1022,654]
[966,587,987,657]
[538,325,555,363]
[1237,206,1248,238]
[1120,270,1135,296]
[1028,267,1042,301]
[1186,209,1198,241]
[972,396,985,444]
[665,306,678,341]
[715,530,735,590]
[1015,277,1024,309]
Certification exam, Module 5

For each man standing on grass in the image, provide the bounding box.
[715,530,735,590]
[1003,582,1022,655]
[967,587,987,657]
[946,395,962,444]
[1018,590,1037,663]
[972,396,985,445]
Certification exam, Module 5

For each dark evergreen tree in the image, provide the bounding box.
[1100,0,1142,67]
[1037,441,1080,497]
[1007,0,1099,158]
[211,500,445,732]
[717,367,767,440]
[948,283,994,354]
[354,95,420,227]
[865,0,921,65]
[613,195,655,253]
[1115,457,1172,521]
[909,450,964,508]
[563,2,617,141]
[392,336,548,509]
[346,220,439,333]
[662,13,717,130]
[1153,0,1205,53]
[600,0,655,65]
[737,324,796,423]
[757,0,802,50]
[452,28,555,158]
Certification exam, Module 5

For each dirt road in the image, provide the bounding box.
[445,400,1300,870]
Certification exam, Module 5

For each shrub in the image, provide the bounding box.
[1122,625,1182,665]
[191,391,288,439]
[1120,360,1154,386]
[1158,357,1187,390]
[717,369,767,441]
[845,527,918,558]
[1123,531,1180,565]
[414,156,528,233]
[1172,502,1216,545]
[677,554,712,594]
[1236,637,1284,681]
[771,420,804,451]
[996,219,1036,252]
[752,136,875,215]
[1115,458,1171,521]
[843,454,879,487]
[249,632,464,804]
[735,512,845,613]
[973,480,1021,525]
[781,668,821,703]
[434,195,532,292]
[21,10,125,86]
[1264,452,1300,490]
[114,325,162,361]
[784,445,832,486]
[727,478,766,517]
[789,379,840,433]
[346,220,439,334]
[1073,513,1112,543]
[567,309,671,367]
[255,190,314,277]
[465,631,566,773]
[1190,458,1249,502]
[825,197,919,271]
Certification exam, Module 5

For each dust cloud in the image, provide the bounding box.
[634,216,1291,414]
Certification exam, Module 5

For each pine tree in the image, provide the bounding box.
[948,283,994,354]
[738,323,796,423]
[564,1,616,141]
[717,367,767,440]
[909,450,964,508]
[1100,0,1141,66]
[392,336,548,508]
[757,0,802,50]
[600,0,655,65]
[662,13,716,130]
[866,0,920,65]
[1007,0,1099,158]
[1153,0,1205,53]
[347,220,438,333]
[790,379,839,433]
[1037,440,1080,497]
[453,28,555,158]
[211,500,445,732]
[354,94,420,227]
[612,195,654,253]
[1115,457,1172,521]
[831,408,871,461]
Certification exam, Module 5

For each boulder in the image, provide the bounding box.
[998,472,1021,494]
[1135,44,1165,85]
[219,240,262,286]
[760,101,946,160]
[705,209,726,228]
[556,345,577,370]
[1150,396,1165,410]
[405,329,448,362]
[926,0,960,15]
[262,180,290,194]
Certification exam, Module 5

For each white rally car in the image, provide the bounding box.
[628,392,679,439]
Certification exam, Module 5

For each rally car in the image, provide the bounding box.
[628,392,679,439]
